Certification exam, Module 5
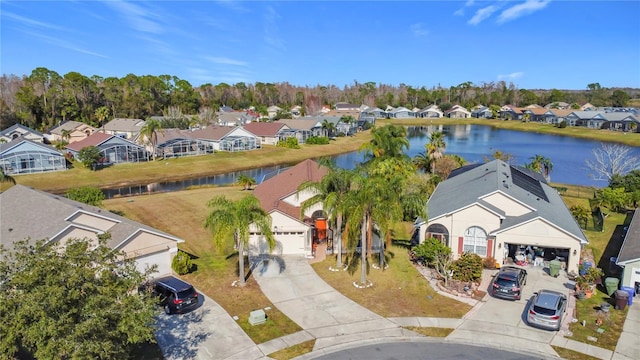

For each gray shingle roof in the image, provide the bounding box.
[617,208,640,264]
[426,159,587,243]
[1,185,183,252]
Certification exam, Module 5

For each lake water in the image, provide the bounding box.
[104,125,640,198]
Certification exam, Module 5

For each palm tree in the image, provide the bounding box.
[60,129,71,143]
[359,124,409,161]
[0,168,16,185]
[526,154,553,182]
[427,131,446,174]
[202,195,275,286]
[321,119,336,138]
[95,106,110,133]
[140,118,163,160]
[412,150,431,173]
[298,159,354,268]
[236,174,257,190]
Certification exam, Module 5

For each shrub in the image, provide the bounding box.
[557,120,567,128]
[482,256,497,269]
[66,186,105,206]
[450,252,483,282]
[276,137,300,149]
[171,250,193,275]
[305,136,330,145]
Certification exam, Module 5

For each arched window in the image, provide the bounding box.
[463,226,487,256]
[425,224,449,246]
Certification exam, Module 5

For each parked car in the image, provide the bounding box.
[526,289,567,331]
[153,276,199,315]
[490,265,527,300]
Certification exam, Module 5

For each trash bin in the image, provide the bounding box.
[615,290,629,310]
[605,277,620,296]
[549,260,562,278]
[621,286,634,306]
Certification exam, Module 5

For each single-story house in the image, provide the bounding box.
[471,106,493,119]
[549,109,573,125]
[0,185,183,277]
[65,132,150,165]
[102,118,145,140]
[250,159,328,257]
[0,124,45,143]
[581,103,596,111]
[445,105,471,119]
[217,111,254,126]
[418,105,443,118]
[360,106,387,119]
[566,111,607,129]
[415,159,588,274]
[48,121,97,143]
[388,106,415,119]
[267,106,282,119]
[0,138,66,175]
[602,113,639,132]
[499,106,524,120]
[616,208,640,291]
[523,108,556,124]
[275,119,324,143]
[154,128,214,158]
[191,125,260,152]
[242,122,290,145]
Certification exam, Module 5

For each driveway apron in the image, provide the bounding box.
[155,293,263,360]
[254,255,422,350]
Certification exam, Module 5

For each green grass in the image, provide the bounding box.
[311,245,472,318]
[567,290,628,351]
[551,346,601,360]
[267,340,316,360]
[404,326,453,337]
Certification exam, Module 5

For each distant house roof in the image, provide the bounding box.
[525,108,552,115]
[334,102,360,111]
[253,159,328,221]
[242,122,289,137]
[601,113,639,122]
[103,118,145,132]
[65,132,113,151]
[549,109,574,117]
[617,208,640,265]
[0,124,45,142]
[49,121,93,135]
[191,125,239,141]
[155,128,193,144]
[275,119,322,131]
[568,111,605,119]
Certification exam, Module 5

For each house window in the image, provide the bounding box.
[463,226,487,256]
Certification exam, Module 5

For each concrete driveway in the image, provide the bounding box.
[154,292,264,360]
[447,266,575,358]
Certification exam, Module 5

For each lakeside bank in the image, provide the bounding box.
[3,118,638,194]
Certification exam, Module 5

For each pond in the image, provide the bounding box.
[103,125,640,198]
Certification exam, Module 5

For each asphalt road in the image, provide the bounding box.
[310,341,549,360]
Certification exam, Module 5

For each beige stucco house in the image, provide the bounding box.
[1,185,183,277]
[415,159,588,274]
[249,159,327,257]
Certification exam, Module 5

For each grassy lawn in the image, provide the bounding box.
[267,340,316,360]
[311,246,472,319]
[1,132,372,194]
[552,346,601,360]
[404,326,453,337]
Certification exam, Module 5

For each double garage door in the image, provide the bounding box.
[135,251,172,278]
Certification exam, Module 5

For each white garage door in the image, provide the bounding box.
[136,251,172,277]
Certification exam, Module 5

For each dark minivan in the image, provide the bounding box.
[490,265,528,300]
[153,276,199,314]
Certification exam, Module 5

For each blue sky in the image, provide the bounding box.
[2,1,639,90]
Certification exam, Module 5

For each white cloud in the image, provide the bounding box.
[205,57,249,67]
[497,0,551,24]
[468,5,499,25]
[3,11,65,31]
[497,72,524,81]
[104,0,163,34]
[22,30,108,58]
[411,23,429,37]
[454,0,476,16]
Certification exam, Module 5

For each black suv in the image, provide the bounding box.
[490,266,528,300]
[153,276,199,314]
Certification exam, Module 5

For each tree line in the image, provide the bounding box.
[1,67,636,133]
